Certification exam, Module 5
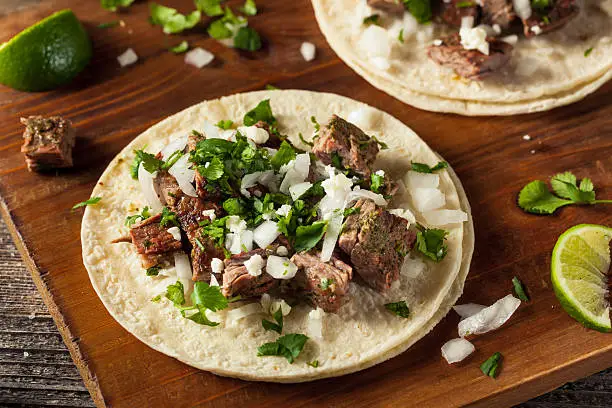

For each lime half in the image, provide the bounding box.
[0,9,92,92]
[551,224,612,332]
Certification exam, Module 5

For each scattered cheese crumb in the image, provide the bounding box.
[202,209,216,221]
[530,25,542,35]
[433,39,443,46]
[276,245,289,256]
[522,134,531,140]
[117,48,138,67]
[211,258,224,274]
[460,27,489,55]
[167,226,181,241]
[375,169,385,177]
[244,254,265,276]
[300,42,316,62]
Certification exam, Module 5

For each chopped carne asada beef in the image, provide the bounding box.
[187,131,224,201]
[367,0,405,14]
[129,214,183,268]
[222,249,277,298]
[427,33,513,79]
[291,251,353,313]
[312,115,379,178]
[480,0,516,29]
[522,0,578,38]
[436,0,479,28]
[338,199,416,292]
[20,116,76,172]
[188,228,224,282]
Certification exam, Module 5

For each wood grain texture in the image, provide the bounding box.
[0,0,610,407]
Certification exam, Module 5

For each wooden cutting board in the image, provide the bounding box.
[0,1,610,407]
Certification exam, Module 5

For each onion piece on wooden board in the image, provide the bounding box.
[137,163,163,212]
[453,303,487,320]
[117,48,138,67]
[441,338,476,364]
[184,47,214,69]
[300,42,316,61]
[168,155,197,198]
[458,295,521,338]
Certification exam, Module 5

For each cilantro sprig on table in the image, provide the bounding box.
[518,171,612,215]
[149,3,201,35]
[100,0,135,12]
[72,197,102,210]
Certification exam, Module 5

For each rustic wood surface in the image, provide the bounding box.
[0,0,611,407]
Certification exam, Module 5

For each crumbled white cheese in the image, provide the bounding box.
[276,204,292,217]
[375,169,385,177]
[266,255,298,279]
[237,126,269,145]
[211,258,224,274]
[460,27,490,55]
[300,42,316,61]
[117,48,138,67]
[522,134,531,140]
[167,226,181,241]
[433,39,443,46]
[244,254,265,276]
[277,245,289,256]
[530,25,542,35]
[202,209,216,221]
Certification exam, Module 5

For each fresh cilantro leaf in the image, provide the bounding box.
[307,360,319,368]
[518,180,572,214]
[331,152,343,169]
[262,308,283,334]
[191,281,228,312]
[480,352,503,378]
[411,161,448,174]
[161,150,184,170]
[257,333,309,363]
[133,149,164,174]
[151,294,162,302]
[298,132,314,147]
[199,216,229,248]
[195,0,224,16]
[186,305,220,326]
[207,7,245,39]
[265,84,279,90]
[125,206,152,226]
[223,197,247,215]
[169,41,189,54]
[402,0,432,23]
[385,301,410,318]
[584,47,593,57]
[216,119,234,130]
[294,221,328,252]
[240,0,257,16]
[310,116,320,133]
[512,276,529,302]
[97,21,120,29]
[371,135,388,150]
[343,207,360,217]
[542,15,550,24]
[456,1,475,7]
[244,99,276,126]
[271,140,296,170]
[165,281,185,306]
[160,207,179,227]
[363,14,380,26]
[398,28,404,43]
[531,0,550,10]
[416,228,448,262]
[370,172,384,193]
[150,3,201,35]
[551,172,595,203]
[146,265,161,276]
[319,278,334,291]
[72,197,102,210]
[234,27,262,51]
[101,0,135,12]
[198,157,225,180]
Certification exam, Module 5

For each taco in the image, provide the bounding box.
[82,90,474,382]
[312,0,612,115]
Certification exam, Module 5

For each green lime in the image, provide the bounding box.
[551,224,612,332]
[0,9,92,92]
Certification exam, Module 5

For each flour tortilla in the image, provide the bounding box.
[82,90,474,382]
[312,0,612,116]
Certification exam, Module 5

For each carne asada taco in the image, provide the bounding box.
[82,90,474,381]
[312,0,612,115]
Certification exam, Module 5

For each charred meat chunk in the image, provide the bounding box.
[427,33,513,79]
[523,0,578,38]
[291,251,353,313]
[367,0,405,14]
[188,228,225,282]
[312,115,379,178]
[188,131,224,201]
[338,200,416,292]
[222,249,277,298]
[20,116,76,172]
[436,0,479,28]
[481,0,516,29]
[129,214,183,269]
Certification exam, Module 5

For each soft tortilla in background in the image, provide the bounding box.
[82,90,474,382]
[312,0,612,116]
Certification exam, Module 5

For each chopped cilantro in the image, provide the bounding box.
[216,119,234,130]
[402,0,432,24]
[161,150,183,170]
[146,265,161,276]
[165,281,185,307]
[512,276,529,302]
[262,308,283,334]
[385,301,410,318]
[480,352,503,378]
[371,135,388,150]
[192,281,228,312]
[542,15,550,24]
[456,1,475,7]
[207,7,245,39]
[72,197,102,210]
[125,206,152,226]
[398,28,404,43]
[194,237,205,250]
[411,161,448,173]
[97,21,120,29]
[265,84,279,90]
[149,3,201,35]
[198,157,225,180]
[370,172,385,193]
[151,294,162,303]
[132,149,163,175]
[584,47,593,57]
[160,207,179,227]
[531,0,550,10]
[223,197,247,215]
[331,152,343,169]
[310,116,320,133]
[343,207,360,217]
[169,41,189,54]
[199,216,229,249]
[240,0,258,16]
[271,141,297,170]
[416,227,448,262]
[195,0,224,16]
[257,333,309,363]
[294,221,328,252]
[100,0,135,12]
[298,133,314,147]
[244,99,277,126]
[362,14,380,26]
[307,360,319,368]
[234,26,262,51]
[319,278,334,291]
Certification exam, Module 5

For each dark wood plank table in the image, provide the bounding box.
[0,0,611,407]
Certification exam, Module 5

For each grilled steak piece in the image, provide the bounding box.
[187,228,225,282]
[222,249,277,298]
[338,200,416,292]
[312,115,379,178]
[129,214,183,269]
[367,0,405,14]
[20,116,76,172]
[187,131,224,201]
[523,0,578,38]
[481,0,516,29]
[437,0,479,28]
[291,251,353,313]
[427,33,513,79]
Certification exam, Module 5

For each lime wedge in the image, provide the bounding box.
[0,9,92,92]
[551,224,611,332]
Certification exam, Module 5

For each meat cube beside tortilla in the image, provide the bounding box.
[222,249,277,298]
[436,0,479,28]
[427,33,513,79]
[367,0,405,14]
[523,0,579,38]
[129,214,183,268]
[480,0,516,29]
[21,116,76,172]
[338,199,416,292]
[312,115,379,178]
[291,251,353,313]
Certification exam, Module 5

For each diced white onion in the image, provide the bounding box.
[201,120,221,139]
[307,307,325,339]
[167,226,181,241]
[241,172,263,197]
[117,48,138,67]
[260,293,272,313]
[321,210,344,262]
[184,47,214,69]
[346,188,387,207]
[227,302,263,325]
[476,24,496,37]
[276,204,292,217]
[227,216,247,233]
[359,25,391,58]
[441,338,475,364]
[347,107,381,130]
[513,0,532,20]
[276,246,288,256]
[402,12,418,39]
[453,303,487,320]
[168,155,197,197]
[253,220,280,249]
[289,182,312,201]
[266,255,298,279]
[237,125,269,145]
[173,252,193,290]
[423,209,468,226]
[271,299,292,316]
[280,153,310,193]
[405,171,439,189]
[461,16,474,29]
[460,27,489,55]
[160,135,188,159]
[319,166,353,216]
[411,188,446,212]
[244,254,265,276]
[137,163,163,212]
[225,230,253,255]
[300,42,316,62]
[211,258,224,274]
[458,294,521,338]
[210,274,220,287]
